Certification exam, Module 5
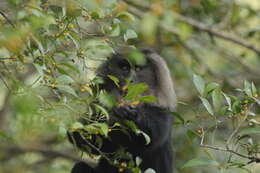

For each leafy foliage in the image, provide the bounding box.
[0,0,260,173]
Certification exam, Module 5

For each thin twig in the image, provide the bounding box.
[200,143,260,164]
[0,73,10,91]
[0,91,11,129]
[200,144,249,159]
[173,13,260,55]
[124,1,260,55]
[226,115,248,149]
[1,145,97,166]
[0,11,15,28]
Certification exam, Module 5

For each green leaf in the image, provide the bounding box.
[57,85,77,97]
[140,13,158,44]
[125,120,138,132]
[56,75,75,84]
[136,157,142,166]
[205,82,219,94]
[49,5,62,14]
[70,122,84,130]
[203,150,214,160]
[193,74,205,96]
[222,92,232,111]
[68,9,82,18]
[93,104,109,120]
[182,158,219,169]
[49,24,60,33]
[212,88,223,111]
[128,50,146,66]
[200,97,214,116]
[136,130,151,145]
[90,11,100,19]
[98,91,116,108]
[56,66,70,75]
[251,82,257,95]
[116,12,135,22]
[169,111,185,125]
[144,168,156,173]
[84,123,109,137]
[0,131,13,142]
[59,63,80,73]
[109,24,121,37]
[244,80,252,97]
[33,64,44,75]
[124,83,149,101]
[139,95,158,103]
[240,127,260,135]
[107,75,120,87]
[178,23,192,40]
[124,29,138,42]
[186,129,197,142]
[231,100,241,113]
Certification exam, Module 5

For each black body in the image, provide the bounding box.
[69,49,176,173]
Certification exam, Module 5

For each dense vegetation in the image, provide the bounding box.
[0,0,260,173]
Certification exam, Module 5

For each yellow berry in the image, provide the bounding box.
[196,129,203,134]
[120,162,127,168]
[50,83,56,88]
[118,168,124,172]
[131,100,140,105]
[68,24,75,30]
[7,60,13,64]
[80,50,85,55]
[243,100,249,104]
[80,88,86,92]
[59,23,64,27]
[63,32,69,36]
[47,118,56,123]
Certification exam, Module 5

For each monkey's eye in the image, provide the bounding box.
[118,60,130,72]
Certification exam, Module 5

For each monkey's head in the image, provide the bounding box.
[97,48,177,111]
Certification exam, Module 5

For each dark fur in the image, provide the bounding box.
[69,49,176,173]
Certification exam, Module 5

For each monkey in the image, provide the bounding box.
[68,48,177,173]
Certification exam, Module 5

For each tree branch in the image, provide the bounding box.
[1,145,97,167]
[0,11,15,28]
[124,0,260,55]
[173,13,260,55]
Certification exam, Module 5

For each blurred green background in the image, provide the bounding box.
[0,0,260,173]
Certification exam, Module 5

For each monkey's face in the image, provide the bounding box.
[97,53,156,98]
[98,55,131,92]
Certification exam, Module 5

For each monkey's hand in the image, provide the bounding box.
[112,106,139,121]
